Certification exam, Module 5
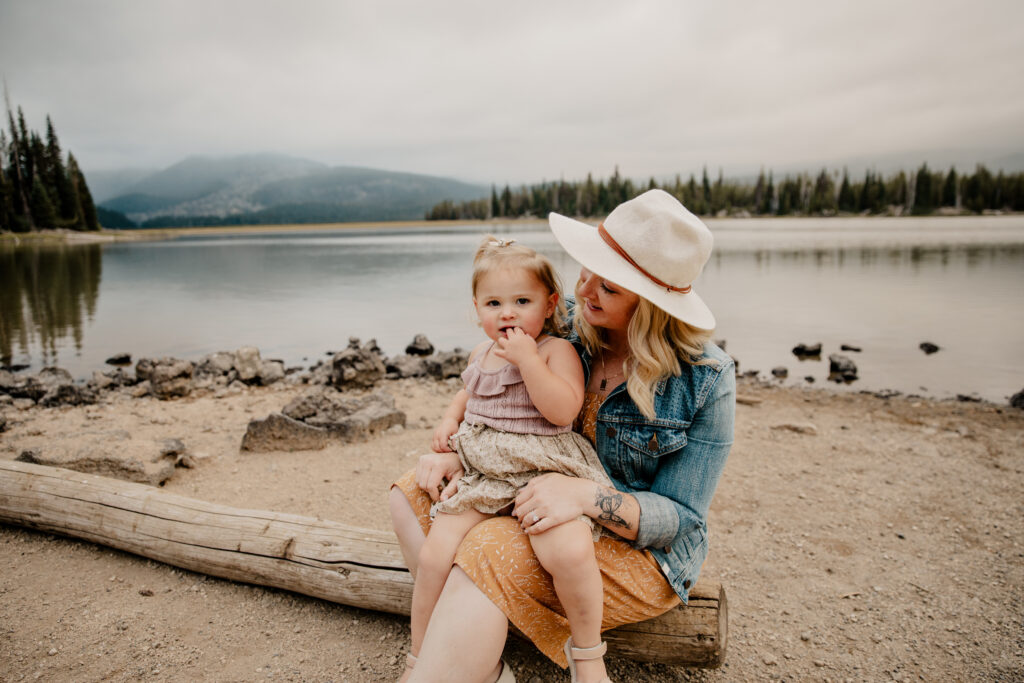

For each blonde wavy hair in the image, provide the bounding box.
[573,294,715,419]
[472,235,568,337]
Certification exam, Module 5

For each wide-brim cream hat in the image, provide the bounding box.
[548,188,715,330]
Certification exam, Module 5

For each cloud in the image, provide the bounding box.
[2,0,1022,182]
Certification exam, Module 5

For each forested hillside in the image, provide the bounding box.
[428,165,1024,220]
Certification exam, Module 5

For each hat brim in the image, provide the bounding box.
[548,212,716,330]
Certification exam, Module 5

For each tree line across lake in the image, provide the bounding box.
[1,102,101,233]
[427,164,1024,221]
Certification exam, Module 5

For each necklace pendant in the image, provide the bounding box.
[599,378,607,390]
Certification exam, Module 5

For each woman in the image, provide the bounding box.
[390,189,736,683]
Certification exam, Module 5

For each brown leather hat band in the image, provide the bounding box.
[598,223,692,294]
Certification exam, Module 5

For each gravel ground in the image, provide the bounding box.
[2,377,1022,682]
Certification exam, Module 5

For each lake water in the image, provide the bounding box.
[3,215,1023,402]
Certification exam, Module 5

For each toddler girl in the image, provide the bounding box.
[406,236,613,681]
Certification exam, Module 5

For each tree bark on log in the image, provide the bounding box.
[0,460,726,667]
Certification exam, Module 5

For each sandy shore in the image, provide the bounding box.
[1,377,1022,682]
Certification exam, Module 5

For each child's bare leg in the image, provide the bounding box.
[408,509,491,668]
[529,520,607,683]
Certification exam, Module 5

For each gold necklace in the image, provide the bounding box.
[599,354,625,391]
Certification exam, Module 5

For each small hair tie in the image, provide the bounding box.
[489,238,516,247]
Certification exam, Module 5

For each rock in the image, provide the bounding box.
[386,354,429,379]
[234,347,262,382]
[1011,389,1024,410]
[105,353,132,366]
[39,382,96,408]
[0,367,78,403]
[304,361,332,385]
[0,413,6,432]
[89,371,116,392]
[772,422,819,436]
[158,439,186,457]
[792,343,822,358]
[840,344,862,352]
[828,354,858,382]
[425,349,470,380]
[282,386,405,442]
[16,432,177,486]
[919,342,940,354]
[131,381,152,398]
[330,338,386,389]
[956,393,981,403]
[805,376,815,383]
[240,412,330,452]
[196,351,236,377]
[149,359,195,400]
[258,360,286,386]
[405,334,435,356]
[771,366,788,378]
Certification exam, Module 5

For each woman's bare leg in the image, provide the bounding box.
[529,521,607,683]
[389,486,426,577]
[409,566,509,683]
[410,510,490,661]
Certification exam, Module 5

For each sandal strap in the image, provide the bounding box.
[406,652,418,668]
[569,641,607,661]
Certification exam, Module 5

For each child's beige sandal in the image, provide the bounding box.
[563,638,612,683]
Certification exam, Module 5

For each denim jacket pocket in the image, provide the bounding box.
[617,424,689,490]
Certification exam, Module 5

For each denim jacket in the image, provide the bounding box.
[567,317,735,602]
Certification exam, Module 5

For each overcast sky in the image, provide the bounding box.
[2,0,1022,184]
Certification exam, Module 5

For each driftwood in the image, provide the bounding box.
[0,460,726,667]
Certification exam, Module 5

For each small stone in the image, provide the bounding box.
[771,422,818,436]
[139,589,154,597]
[762,653,778,665]
[771,366,788,378]
[919,341,940,354]
[47,648,57,656]
[801,631,811,641]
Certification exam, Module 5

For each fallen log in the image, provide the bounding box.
[0,460,726,667]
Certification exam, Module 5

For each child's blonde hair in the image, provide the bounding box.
[472,235,568,337]
[573,292,715,419]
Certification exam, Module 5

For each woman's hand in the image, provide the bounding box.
[415,451,464,502]
[432,417,460,453]
[512,473,590,535]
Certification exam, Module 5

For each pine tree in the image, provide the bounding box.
[837,168,856,212]
[45,116,77,223]
[30,176,58,228]
[912,163,933,215]
[67,153,99,231]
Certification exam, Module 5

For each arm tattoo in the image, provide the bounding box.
[594,486,630,529]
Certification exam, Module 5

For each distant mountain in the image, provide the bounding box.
[86,167,161,203]
[96,154,486,226]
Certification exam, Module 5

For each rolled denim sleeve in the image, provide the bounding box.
[632,363,735,550]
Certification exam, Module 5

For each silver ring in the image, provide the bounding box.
[531,512,539,524]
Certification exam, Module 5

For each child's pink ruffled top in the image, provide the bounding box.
[462,338,569,435]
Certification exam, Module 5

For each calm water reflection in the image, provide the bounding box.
[2,216,1023,401]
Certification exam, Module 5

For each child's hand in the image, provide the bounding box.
[432,417,460,453]
[494,327,540,368]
